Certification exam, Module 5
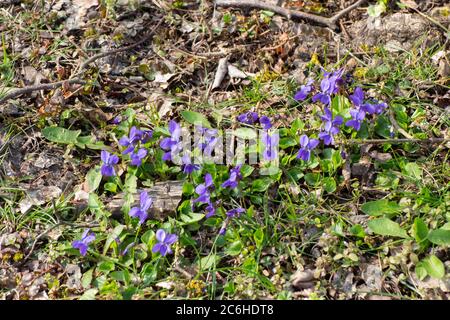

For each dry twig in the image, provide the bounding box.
[0,19,164,106]
[215,0,368,29]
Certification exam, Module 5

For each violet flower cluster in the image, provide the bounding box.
[237,112,272,130]
[119,126,152,167]
[293,69,388,160]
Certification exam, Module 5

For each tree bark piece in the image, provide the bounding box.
[106,180,183,220]
[215,0,368,29]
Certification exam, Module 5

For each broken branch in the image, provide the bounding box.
[215,0,368,29]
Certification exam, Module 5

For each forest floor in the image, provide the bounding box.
[0,0,449,300]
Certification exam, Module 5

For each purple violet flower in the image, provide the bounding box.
[345,108,366,131]
[221,165,242,189]
[194,173,214,203]
[218,226,227,236]
[112,116,122,125]
[350,87,364,107]
[318,107,343,145]
[261,131,279,161]
[121,242,135,256]
[100,150,119,177]
[237,112,259,125]
[294,79,314,101]
[312,69,344,105]
[130,148,148,166]
[141,130,153,143]
[205,201,216,218]
[226,207,245,218]
[129,191,153,225]
[297,135,319,162]
[72,229,95,256]
[119,126,143,154]
[196,127,219,158]
[181,154,201,174]
[160,120,182,161]
[259,116,272,130]
[152,229,178,256]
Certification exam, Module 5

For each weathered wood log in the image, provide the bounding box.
[72,180,184,221]
[107,181,184,220]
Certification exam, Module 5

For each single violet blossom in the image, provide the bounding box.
[237,112,259,125]
[152,229,178,256]
[160,120,182,161]
[129,191,152,225]
[350,87,364,107]
[121,242,135,256]
[261,131,279,161]
[221,165,242,189]
[205,201,216,218]
[259,116,272,130]
[181,153,201,174]
[72,229,95,256]
[100,150,119,177]
[141,130,153,143]
[194,173,214,203]
[294,79,314,101]
[318,107,343,145]
[345,108,366,131]
[297,135,319,162]
[218,226,227,236]
[226,207,245,218]
[112,116,122,125]
[130,148,148,166]
[119,126,143,154]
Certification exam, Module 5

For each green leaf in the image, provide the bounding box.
[42,126,81,144]
[233,127,256,140]
[181,110,211,128]
[79,288,98,300]
[253,228,264,249]
[104,182,117,193]
[182,182,194,195]
[81,269,94,289]
[279,137,298,149]
[287,167,304,181]
[103,225,125,255]
[403,162,422,180]
[350,224,366,238]
[323,177,336,193]
[180,212,205,224]
[85,166,102,192]
[368,218,409,238]
[427,229,450,246]
[124,174,137,193]
[226,241,243,256]
[97,261,115,273]
[251,178,272,192]
[110,270,130,284]
[367,3,386,18]
[413,218,429,245]
[361,199,401,217]
[415,262,428,281]
[304,173,321,187]
[141,230,155,246]
[198,254,220,269]
[422,255,445,279]
[241,164,255,177]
